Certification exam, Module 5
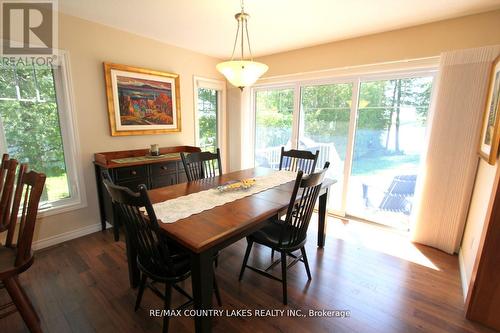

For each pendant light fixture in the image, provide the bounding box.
[216,0,268,90]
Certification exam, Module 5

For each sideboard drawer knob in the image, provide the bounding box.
[131,170,137,175]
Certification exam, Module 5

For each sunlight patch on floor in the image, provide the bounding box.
[319,215,440,271]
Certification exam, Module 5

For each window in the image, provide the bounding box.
[196,88,218,152]
[254,87,294,168]
[194,77,226,160]
[0,52,85,215]
[251,66,436,230]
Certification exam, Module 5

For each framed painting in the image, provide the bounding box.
[479,56,500,165]
[104,63,181,136]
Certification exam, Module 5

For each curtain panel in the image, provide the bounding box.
[411,45,500,254]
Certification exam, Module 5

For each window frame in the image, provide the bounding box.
[0,50,87,217]
[193,76,227,169]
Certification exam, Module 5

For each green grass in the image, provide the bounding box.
[44,174,70,202]
[352,154,421,176]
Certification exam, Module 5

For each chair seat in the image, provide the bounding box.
[138,241,191,281]
[250,219,304,250]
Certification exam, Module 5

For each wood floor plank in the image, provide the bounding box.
[0,218,496,333]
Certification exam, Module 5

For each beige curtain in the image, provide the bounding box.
[411,45,500,254]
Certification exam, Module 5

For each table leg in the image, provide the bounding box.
[318,188,329,248]
[125,231,140,288]
[191,251,214,333]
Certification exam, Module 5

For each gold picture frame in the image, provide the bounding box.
[104,63,181,136]
[479,56,500,165]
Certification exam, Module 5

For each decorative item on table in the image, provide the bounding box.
[217,179,256,192]
[150,144,160,156]
[479,55,500,165]
[103,62,181,136]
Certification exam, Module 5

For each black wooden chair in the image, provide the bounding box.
[100,169,123,241]
[1,165,46,333]
[271,147,320,258]
[239,162,329,305]
[279,147,319,174]
[180,148,222,266]
[102,180,221,333]
[180,148,222,181]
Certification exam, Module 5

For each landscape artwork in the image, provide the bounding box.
[117,76,173,126]
[104,63,181,136]
[479,56,500,165]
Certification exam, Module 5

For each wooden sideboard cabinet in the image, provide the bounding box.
[94,145,201,241]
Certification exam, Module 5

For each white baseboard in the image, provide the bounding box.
[33,222,111,250]
[458,248,469,301]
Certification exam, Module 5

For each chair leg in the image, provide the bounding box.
[163,284,172,333]
[4,277,42,333]
[213,274,222,306]
[14,277,39,323]
[280,251,288,305]
[271,249,275,259]
[135,273,147,311]
[239,239,254,281]
[300,247,312,281]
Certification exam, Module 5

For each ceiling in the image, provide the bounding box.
[58,0,500,59]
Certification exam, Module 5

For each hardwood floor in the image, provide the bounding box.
[1,217,496,333]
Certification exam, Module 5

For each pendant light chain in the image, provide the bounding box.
[230,19,240,61]
[229,0,255,62]
[241,13,245,60]
[245,19,253,61]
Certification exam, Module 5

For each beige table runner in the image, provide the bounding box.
[152,170,297,223]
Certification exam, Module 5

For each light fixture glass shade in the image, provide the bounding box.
[216,60,268,89]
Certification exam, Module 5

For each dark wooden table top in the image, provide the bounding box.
[148,168,335,254]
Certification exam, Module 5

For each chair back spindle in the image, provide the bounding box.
[280,162,329,248]
[0,153,9,190]
[279,147,319,174]
[181,148,222,181]
[0,156,18,231]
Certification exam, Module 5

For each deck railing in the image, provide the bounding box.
[255,143,335,171]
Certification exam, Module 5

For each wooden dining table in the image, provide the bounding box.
[129,167,335,333]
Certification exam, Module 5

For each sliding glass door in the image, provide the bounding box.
[347,77,433,229]
[254,88,294,168]
[253,71,435,230]
[299,83,353,213]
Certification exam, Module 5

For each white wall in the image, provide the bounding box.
[459,159,498,296]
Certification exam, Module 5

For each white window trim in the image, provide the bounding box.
[15,50,86,218]
[38,49,87,217]
[248,58,439,216]
[193,76,228,170]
